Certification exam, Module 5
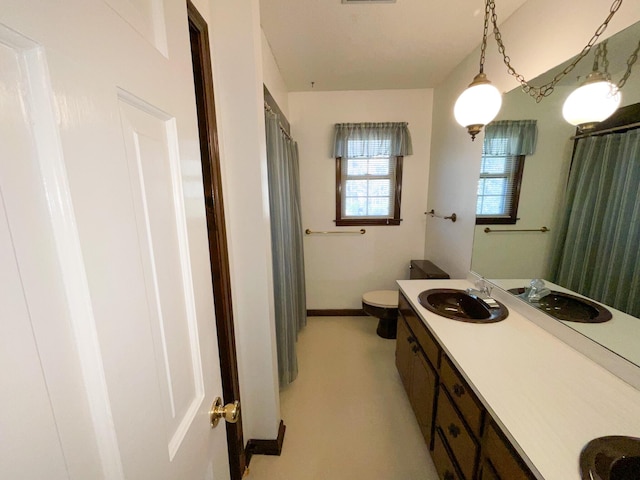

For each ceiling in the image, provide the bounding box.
[259,0,529,92]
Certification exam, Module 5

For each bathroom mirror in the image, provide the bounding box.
[471,20,640,368]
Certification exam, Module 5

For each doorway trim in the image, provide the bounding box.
[187,3,245,479]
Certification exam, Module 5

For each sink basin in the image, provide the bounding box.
[580,436,640,480]
[418,288,508,323]
[508,288,612,323]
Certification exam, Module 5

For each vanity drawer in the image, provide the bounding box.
[433,427,463,480]
[441,355,484,437]
[399,293,440,369]
[437,388,478,480]
[482,421,535,480]
[479,459,500,480]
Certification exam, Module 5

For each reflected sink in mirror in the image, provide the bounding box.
[507,288,612,323]
[418,288,508,323]
[580,436,640,480]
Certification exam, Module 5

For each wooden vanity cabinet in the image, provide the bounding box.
[399,293,440,368]
[396,316,415,392]
[440,356,484,437]
[396,291,537,480]
[479,421,536,480]
[435,357,484,479]
[410,345,438,444]
[396,294,440,448]
[478,459,500,480]
[432,427,464,480]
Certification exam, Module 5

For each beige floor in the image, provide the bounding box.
[246,316,438,480]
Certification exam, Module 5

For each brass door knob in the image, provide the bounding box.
[209,397,240,428]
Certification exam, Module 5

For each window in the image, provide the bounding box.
[333,122,412,226]
[476,153,524,224]
[336,152,403,226]
[476,119,537,225]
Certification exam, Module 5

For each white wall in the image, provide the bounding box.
[289,89,433,309]
[198,0,281,442]
[261,29,289,117]
[426,0,640,279]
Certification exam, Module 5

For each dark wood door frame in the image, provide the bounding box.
[187,3,245,479]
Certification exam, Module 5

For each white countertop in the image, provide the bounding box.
[491,278,640,368]
[397,279,640,480]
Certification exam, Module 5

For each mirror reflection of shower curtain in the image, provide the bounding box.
[551,128,640,317]
[265,109,307,387]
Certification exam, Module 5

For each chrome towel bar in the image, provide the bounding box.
[484,226,549,233]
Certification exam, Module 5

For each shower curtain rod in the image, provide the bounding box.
[571,121,640,140]
[264,102,293,140]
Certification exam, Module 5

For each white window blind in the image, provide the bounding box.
[476,154,518,217]
[342,139,396,219]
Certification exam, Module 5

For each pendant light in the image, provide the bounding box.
[454,0,639,139]
[454,0,502,141]
[562,41,621,130]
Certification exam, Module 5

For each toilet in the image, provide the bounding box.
[363,260,450,339]
[362,290,399,339]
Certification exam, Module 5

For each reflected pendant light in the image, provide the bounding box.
[562,74,621,130]
[454,0,502,141]
[562,41,621,130]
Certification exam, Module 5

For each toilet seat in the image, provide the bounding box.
[362,290,399,308]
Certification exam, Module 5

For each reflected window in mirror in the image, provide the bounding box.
[475,119,538,225]
[476,153,524,224]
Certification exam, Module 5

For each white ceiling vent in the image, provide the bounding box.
[341,0,397,4]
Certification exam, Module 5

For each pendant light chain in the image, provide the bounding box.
[618,39,640,89]
[488,0,625,102]
[478,0,491,74]
[597,41,610,79]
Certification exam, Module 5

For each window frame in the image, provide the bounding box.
[475,154,525,225]
[335,155,404,226]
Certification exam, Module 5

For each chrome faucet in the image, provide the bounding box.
[466,279,492,298]
[466,279,500,308]
[525,279,551,303]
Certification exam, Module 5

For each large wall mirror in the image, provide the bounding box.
[471,20,640,369]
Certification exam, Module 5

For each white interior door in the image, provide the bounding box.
[0,1,230,479]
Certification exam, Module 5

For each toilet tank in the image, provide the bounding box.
[409,260,450,280]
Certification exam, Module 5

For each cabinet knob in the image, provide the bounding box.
[448,423,461,438]
[411,345,420,354]
[453,383,465,397]
[407,336,416,344]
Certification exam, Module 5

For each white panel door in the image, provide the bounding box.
[0,1,230,479]
[0,124,68,480]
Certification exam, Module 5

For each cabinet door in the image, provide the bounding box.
[410,349,437,446]
[396,316,414,394]
[483,422,535,480]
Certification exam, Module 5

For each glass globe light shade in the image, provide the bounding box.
[454,73,502,140]
[562,77,621,129]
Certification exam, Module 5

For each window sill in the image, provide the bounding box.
[476,217,517,225]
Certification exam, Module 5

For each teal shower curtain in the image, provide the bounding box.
[265,108,307,387]
[551,128,640,317]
